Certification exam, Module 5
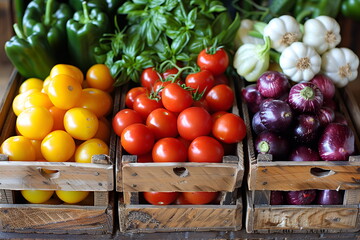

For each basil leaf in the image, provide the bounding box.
[146,23,161,46]
[149,0,166,8]
[171,31,191,54]
[186,8,197,29]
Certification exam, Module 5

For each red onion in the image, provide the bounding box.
[310,74,336,100]
[316,107,335,127]
[292,114,320,144]
[318,123,355,161]
[257,71,290,98]
[252,111,267,135]
[241,84,265,114]
[289,146,321,161]
[255,131,289,160]
[323,98,337,111]
[260,99,293,133]
[316,190,343,205]
[334,112,348,125]
[288,82,324,113]
[270,191,285,205]
[286,190,317,205]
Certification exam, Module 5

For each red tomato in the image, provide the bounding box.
[211,111,228,124]
[162,67,179,80]
[140,67,161,90]
[121,123,154,155]
[214,74,229,86]
[177,107,212,141]
[185,70,215,95]
[153,80,170,97]
[125,87,147,109]
[152,137,187,162]
[133,93,163,120]
[112,109,143,137]
[143,192,179,205]
[177,136,192,149]
[212,113,247,144]
[162,83,193,113]
[174,193,191,205]
[137,152,153,163]
[205,84,234,112]
[188,136,224,163]
[197,48,229,76]
[182,192,218,205]
[192,98,210,112]
[146,108,178,139]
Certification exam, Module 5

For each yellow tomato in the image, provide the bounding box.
[50,64,84,84]
[41,130,75,162]
[16,106,54,140]
[47,74,82,110]
[23,91,53,109]
[64,108,99,140]
[41,76,52,93]
[76,88,113,117]
[30,139,44,160]
[86,64,114,91]
[21,190,54,204]
[0,136,36,161]
[19,78,43,93]
[12,89,39,116]
[93,117,111,144]
[75,138,109,163]
[55,190,89,204]
[48,106,66,131]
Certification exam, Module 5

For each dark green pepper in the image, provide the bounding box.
[295,0,342,23]
[14,0,31,29]
[66,1,110,72]
[22,0,73,62]
[5,24,56,79]
[341,0,360,21]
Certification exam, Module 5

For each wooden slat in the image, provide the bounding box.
[119,197,242,233]
[0,204,113,235]
[0,154,13,204]
[92,155,111,206]
[0,159,113,191]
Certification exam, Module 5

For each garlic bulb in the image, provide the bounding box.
[234,19,264,49]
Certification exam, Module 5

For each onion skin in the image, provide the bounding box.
[334,112,348,125]
[241,84,264,114]
[257,71,290,98]
[289,146,321,161]
[255,131,289,160]
[316,190,343,205]
[292,114,320,144]
[252,111,267,135]
[310,74,335,100]
[316,107,335,127]
[318,123,355,161]
[286,190,317,205]
[260,99,293,133]
[288,82,324,113]
[270,191,285,205]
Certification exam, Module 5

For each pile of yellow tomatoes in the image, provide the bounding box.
[0,63,114,204]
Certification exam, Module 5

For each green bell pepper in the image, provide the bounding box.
[5,24,56,79]
[295,0,342,23]
[22,0,73,62]
[66,1,110,72]
[341,0,360,21]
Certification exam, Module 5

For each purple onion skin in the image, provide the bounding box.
[242,84,265,114]
[288,82,324,113]
[270,191,285,205]
[286,190,317,205]
[257,71,290,98]
[317,107,335,127]
[255,131,289,160]
[334,112,348,125]
[323,98,337,111]
[289,146,321,161]
[252,111,267,135]
[310,75,336,100]
[292,114,320,144]
[318,123,355,161]
[316,190,343,205]
[260,99,293,133]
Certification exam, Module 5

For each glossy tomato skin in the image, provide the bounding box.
[162,67,179,80]
[125,87,147,109]
[162,83,193,113]
[205,84,234,112]
[182,192,218,205]
[214,73,229,86]
[143,192,179,205]
[212,113,247,143]
[152,137,187,163]
[188,136,224,163]
[177,107,212,141]
[141,67,161,90]
[185,70,215,95]
[197,48,229,76]
[112,109,143,137]
[146,108,178,139]
[121,123,154,155]
[133,93,163,120]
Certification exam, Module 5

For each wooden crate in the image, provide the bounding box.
[116,78,244,233]
[0,71,117,235]
[238,77,360,233]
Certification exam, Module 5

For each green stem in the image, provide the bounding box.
[13,23,25,39]
[295,9,312,23]
[82,1,90,22]
[248,30,263,39]
[270,50,281,64]
[259,141,270,153]
[300,86,315,100]
[44,0,54,26]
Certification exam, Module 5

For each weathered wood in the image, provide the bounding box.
[0,154,13,204]
[0,204,113,235]
[92,155,111,206]
[119,197,242,233]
